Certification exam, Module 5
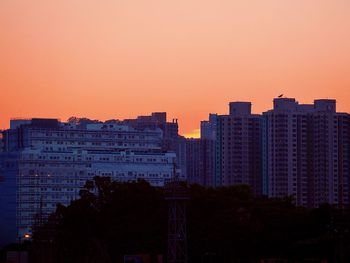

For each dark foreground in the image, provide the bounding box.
[1,178,350,263]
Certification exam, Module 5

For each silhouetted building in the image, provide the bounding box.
[263,98,350,208]
[185,138,215,186]
[184,113,217,187]
[200,114,217,140]
[177,136,187,180]
[215,102,263,195]
[308,100,350,208]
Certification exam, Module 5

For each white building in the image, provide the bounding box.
[0,118,180,242]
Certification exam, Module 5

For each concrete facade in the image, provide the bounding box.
[0,118,180,244]
[215,102,263,195]
[263,98,350,207]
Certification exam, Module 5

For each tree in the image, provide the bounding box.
[33,180,350,263]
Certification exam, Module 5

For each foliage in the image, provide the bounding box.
[33,178,350,263]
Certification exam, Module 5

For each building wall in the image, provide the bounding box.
[215,102,263,195]
[201,114,217,140]
[185,138,215,187]
[177,136,187,180]
[263,98,350,208]
[0,152,18,246]
[263,101,310,206]
[0,118,179,243]
[124,112,179,152]
[308,111,350,207]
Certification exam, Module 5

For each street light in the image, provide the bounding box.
[18,233,31,263]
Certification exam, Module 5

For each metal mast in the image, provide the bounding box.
[165,162,189,263]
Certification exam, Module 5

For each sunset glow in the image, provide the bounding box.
[1,0,350,136]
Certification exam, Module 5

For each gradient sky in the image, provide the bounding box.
[1,0,350,137]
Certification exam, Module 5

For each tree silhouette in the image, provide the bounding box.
[32,179,350,263]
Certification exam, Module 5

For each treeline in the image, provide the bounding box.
[31,177,350,263]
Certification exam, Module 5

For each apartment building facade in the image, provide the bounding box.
[185,138,215,187]
[263,98,350,208]
[215,102,263,195]
[0,118,179,244]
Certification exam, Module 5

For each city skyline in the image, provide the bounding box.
[1,96,350,138]
[2,1,350,260]
[1,96,350,246]
[2,0,350,137]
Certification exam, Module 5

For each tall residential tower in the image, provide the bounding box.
[263,98,350,207]
[215,102,262,195]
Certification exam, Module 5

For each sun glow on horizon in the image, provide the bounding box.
[183,129,201,139]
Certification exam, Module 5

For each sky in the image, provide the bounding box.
[1,0,350,137]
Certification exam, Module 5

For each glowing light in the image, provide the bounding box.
[183,129,200,139]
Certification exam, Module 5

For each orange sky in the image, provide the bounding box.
[1,0,350,137]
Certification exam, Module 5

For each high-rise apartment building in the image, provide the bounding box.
[176,136,188,180]
[263,98,350,208]
[194,98,350,207]
[263,98,311,206]
[308,100,350,207]
[200,114,217,140]
[215,102,262,195]
[0,118,180,245]
[183,113,217,188]
[185,138,215,186]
